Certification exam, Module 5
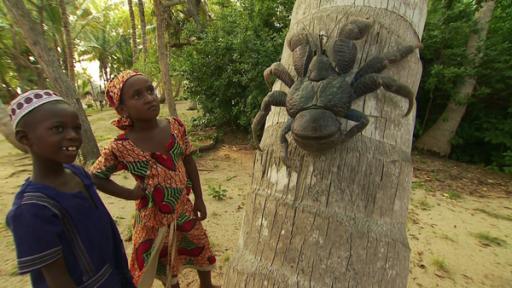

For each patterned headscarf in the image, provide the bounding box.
[105,70,143,130]
[9,90,66,129]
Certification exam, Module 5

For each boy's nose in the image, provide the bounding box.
[65,129,81,140]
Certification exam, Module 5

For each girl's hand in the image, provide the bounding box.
[131,183,145,200]
[193,198,207,221]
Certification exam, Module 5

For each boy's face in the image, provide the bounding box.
[16,102,82,164]
[117,75,160,121]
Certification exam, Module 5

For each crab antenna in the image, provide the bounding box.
[319,33,327,54]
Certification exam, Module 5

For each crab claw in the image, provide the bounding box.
[338,17,374,40]
[264,62,295,89]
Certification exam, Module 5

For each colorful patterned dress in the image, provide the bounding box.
[90,117,216,285]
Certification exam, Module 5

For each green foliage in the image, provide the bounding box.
[445,190,462,200]
[207,184,228,200]
[472,231,507,247]
[416,0,512,172]
[177,0,294,129]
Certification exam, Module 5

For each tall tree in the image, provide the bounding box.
[223,0,427,287]
[137,0,148,61]
[127,0,138,63]
[58,0,76,85]
[154,0,177,116]
[0,101,27,153]
[415,0,496,156]
[3,0,100,162]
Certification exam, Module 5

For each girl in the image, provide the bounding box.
[90,71,217,288]
[6,90,135,288]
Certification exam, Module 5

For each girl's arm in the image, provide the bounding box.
[92,175,144,200]
[41,257,76,288]
[183,154,207,220]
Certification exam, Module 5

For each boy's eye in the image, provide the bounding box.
[51,126,64,133]
[73,125,82,133]
[147,87,155,95]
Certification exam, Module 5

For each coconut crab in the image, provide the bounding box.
[251,17,421,164]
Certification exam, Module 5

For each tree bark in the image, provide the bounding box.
[3,0,100,162]
[154,0,177,116]
[137,0,148,62]
[415,0,496,156]
[127,0,138,63]
[59,0,76,86]
[0,101,28,153]
[223,1,426,287]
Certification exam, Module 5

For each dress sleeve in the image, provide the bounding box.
[90,141,124,179]
[172,117,192,156]
[7,204,64,274]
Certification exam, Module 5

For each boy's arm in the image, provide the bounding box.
[183,154,207,220]
[41,257,76,288]
[92,175,144,200]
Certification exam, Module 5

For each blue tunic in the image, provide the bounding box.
[6,164,135,288]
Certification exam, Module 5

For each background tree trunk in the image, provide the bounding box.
[137,0,148,62]
[3,0,100,162]
[154,0,177,116]
[127,0,138,63]
[0,101,27,153]
[415,0,496,156]
[59,0,76,86]
[223,0,427,287]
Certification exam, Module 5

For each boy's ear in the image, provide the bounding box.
[15,129,30,147]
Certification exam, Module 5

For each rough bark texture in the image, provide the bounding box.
[128,0,138,63]
[137,0,148,61]
[0,102,28,153]
[59,0,76,86]
[3,0,100,162]
[154,0,178,116]
[415,0,495,156]
[223,1,426,287]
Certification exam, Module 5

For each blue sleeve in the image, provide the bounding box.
[109,219,136,287]
[7,203,64,274]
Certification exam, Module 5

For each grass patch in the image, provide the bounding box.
[431,257,449,273]
[446,190,462,200]
[475,208,512,222]
[412,180,433,192]
[208,184,228,200]
[472,232,507,247]
[416,198,434,210]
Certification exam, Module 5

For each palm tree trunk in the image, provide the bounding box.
[223,0,427,287]
[154,0,177,116]
[59,0,76,86]
[3,0,100,162]
[137,0,148,62]
[415,0,496,156]
[0,101,28,153]
[127,0,138,63]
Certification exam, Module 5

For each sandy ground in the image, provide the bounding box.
[0,101,511,287]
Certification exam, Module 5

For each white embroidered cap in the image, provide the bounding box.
[9,90,66,129]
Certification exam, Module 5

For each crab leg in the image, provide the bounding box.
[264,62,295,89]
[280,118,293,166]
[251,90,288,150]
[352,44,420,84]
[340,109,369,141]
[352,74,414,116]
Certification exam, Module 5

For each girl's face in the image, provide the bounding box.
[117,75,160,121]
[17,102,82,164]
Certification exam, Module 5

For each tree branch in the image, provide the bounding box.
[162,0,186,7]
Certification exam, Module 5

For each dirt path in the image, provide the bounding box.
[0,102,510,287]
